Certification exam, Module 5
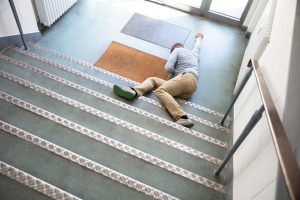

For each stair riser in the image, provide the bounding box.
[0,81,225,179]
[0,120,225,198]
[3,49,228,132]
[0,95,225,181]
[0,57,226,143]
[29,43,226,120]
[0,74,225,160]
[0,131,160,200]
[0,43,230,200]
[2,49,228,136]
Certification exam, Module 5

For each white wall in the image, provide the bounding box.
[232,0,297,199]
[0,0,38,37]
[245,0,269,33]
[235,0,276,93]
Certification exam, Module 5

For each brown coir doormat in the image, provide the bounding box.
[95,41,168,83]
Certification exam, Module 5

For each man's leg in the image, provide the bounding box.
[154,73,197,121]
[113,77,165,100]
[133,77,165,96]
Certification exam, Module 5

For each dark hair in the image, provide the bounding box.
[170,43,184,53]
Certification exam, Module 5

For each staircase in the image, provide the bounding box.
[0,43,230,200]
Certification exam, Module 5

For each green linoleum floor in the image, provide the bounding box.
[0,0,247,199]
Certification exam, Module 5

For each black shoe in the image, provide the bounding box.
[176,118,194,128]
[113,85,137,100]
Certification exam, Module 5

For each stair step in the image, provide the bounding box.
[0,127,161,200]
[0,54,226,143]
[0,121,226,199]
[14,44,227,124]
[0,71,224,161]
[30,43,225,118]
[1,72,226,192]
[0,44,229,200]
[2,47,229,135]
[0,161,81,200]
[0,92,227,193]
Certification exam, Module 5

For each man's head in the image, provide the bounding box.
[170,43,184,53]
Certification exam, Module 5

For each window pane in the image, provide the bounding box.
[210,0,248,19]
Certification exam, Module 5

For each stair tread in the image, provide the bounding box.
[30,43,224,117]
[0,172,53,200]
[2,47,229,134]
[0,161,81,200]
[0,55,227,142]
[0,45,229,200]
[0,130,159,200]
[0,74,224,161]
[0,123,225,200]
[18,44,226,120]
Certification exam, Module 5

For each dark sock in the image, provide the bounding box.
[130,87,138,97]
[180,115,188,119]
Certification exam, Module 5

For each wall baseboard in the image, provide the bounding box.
[0,31,41,50]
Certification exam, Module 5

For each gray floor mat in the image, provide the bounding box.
[121,13,191,49]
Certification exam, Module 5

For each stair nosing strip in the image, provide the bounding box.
[0,47,7,53]
[0,55,227,148]
[0,69,226,149]
[0,91,226,193]
[0,90,227,193]
[0,60,230,191]
[0,121,181,200]
[6,46,229,133]
[30,43,224,118]
[0,161,82,200]
[0,70,226,156]
[30,42,225,118]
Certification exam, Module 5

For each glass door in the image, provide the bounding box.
[148,0,207,16]
[206,0,251,24]
[146,0,252,25]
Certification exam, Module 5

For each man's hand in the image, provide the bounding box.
[195,33,204,39]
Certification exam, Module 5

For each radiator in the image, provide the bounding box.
[234,0,277,92]
[34,0,78,27]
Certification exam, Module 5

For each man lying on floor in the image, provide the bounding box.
[113,33,204,128]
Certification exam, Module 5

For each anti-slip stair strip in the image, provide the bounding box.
[7,46,228,133]
[0,71,226,153]
[0,161,82,200]
[0,56,226,146]
[0,92,226,194]
[0,121,180,200]
[6,46,229,133]
[30,43,225,118]
[0,70,226,148]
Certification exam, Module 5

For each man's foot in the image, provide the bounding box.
[113,85,137,100]
[176,117,194,128]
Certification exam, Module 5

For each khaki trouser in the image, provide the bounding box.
[133,73,197,121]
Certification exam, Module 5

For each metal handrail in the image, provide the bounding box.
[8,0,28,50]
[251,59,300,200]
[215,59,300,200]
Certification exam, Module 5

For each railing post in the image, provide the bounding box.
[220,66,253,126]
[8,0,28,50]
[214,105,265,176]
